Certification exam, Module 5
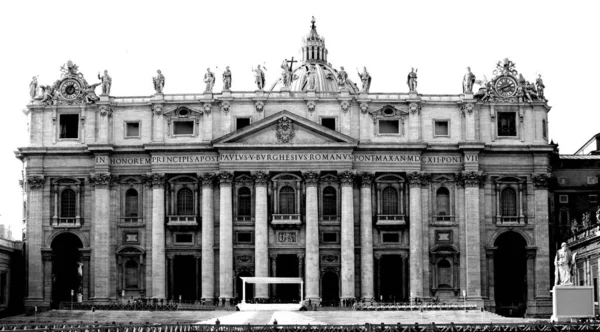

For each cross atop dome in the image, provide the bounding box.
[302,16,328,64]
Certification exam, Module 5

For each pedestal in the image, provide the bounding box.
[551,285,594,322]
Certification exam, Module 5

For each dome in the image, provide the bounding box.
[268,17,359,93]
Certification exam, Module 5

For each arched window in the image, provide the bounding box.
[177,187,194,215]
[436,187,450,216]
[323,186,337,216]
[125,189,139,217]
[279,186,295,214]
[382,186,398,215]
[125,260,138,288]
[60,189,76,218]
[501,187,517,216]
[437,259,452,288]
[238,187,251,217]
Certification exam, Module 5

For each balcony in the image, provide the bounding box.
[166,215,198,229]
[118,217,144,227]
[271,214,302,229]
[431,215,456,226]
[52,217,81,228]
[375,215,406,228]
[495,216,526,227]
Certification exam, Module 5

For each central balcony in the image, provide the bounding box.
[167,215,198,229]
[271,214,302,229]
[495,216,526,227]
[375,214,406,228]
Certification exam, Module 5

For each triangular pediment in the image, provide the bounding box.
[213,110,358,147]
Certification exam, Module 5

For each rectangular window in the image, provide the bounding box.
[123,233,139,243]
[236,232,252,243]
[173,121,194,135]
[497,112,517,137]
[236,118,251,130]
[174,233,193,244]
[322,232,338,243]
[379,120,399,134]
[59,114,79,139]
[382,232,400,243]
[125,122,140,138]
[559,195,569,204]
[321,118,336,131]
[434,121,449,137]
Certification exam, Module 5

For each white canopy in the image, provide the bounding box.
[240,277,303,284]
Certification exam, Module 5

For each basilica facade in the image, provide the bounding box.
[19,20,554,316]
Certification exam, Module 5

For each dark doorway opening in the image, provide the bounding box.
[494,232,527,317]
[379,254,403,302]
[321,271,339,306]
[236,270,254,302]
[276,254,299,302]
[173,256,197,301]
[51,233,83,305]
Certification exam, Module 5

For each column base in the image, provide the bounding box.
[24,298,50,312]
[201,298,216,306]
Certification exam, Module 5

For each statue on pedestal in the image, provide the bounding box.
[554,242,574,286]
[153,70,165,94]
[307,64,317,90]
[222,66,232,90]
[253,65,265,90]
[358,67,371,92]
[463,67,476,94]
[29,76,38,99]
[280,60,292,88]
[571,219,579,235]
[536,74,545,100]
[204,68,216,92]
[337,66,348,88]
[98,70,112,95]
[407,68,418,92]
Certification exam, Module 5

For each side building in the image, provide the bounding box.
[18,20,554,316]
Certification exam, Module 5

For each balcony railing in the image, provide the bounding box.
[119,217,144,227]
[166,215,198,227]
[236,216,252,222]
[52,217,81,228]
[321,215,339,222]
[375,215,406,227]
[495,216,526,226]
[271,214,302,228]
[432,215,455,223]
[568,223,600,245]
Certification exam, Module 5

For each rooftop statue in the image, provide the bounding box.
[536,74,545,100]
[307,64,317,90]
[554,242,574,286]
[463,67,476,94]
[337,66,348,88]
[358,67,371,92]
[82,83,101,104]
[280,60,293,88]
[253,65,266,90]
[98,70,112,95]
[29,76,38,99]
[204,68,216,92]
[153,70,165,94]
[222,66,232,90]
[407,68,418,93]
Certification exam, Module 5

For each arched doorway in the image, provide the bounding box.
[276,254,299,302]
[321,270,339,306]
[236,270,254,302]
[494,231,527,317]
[379,255,403,302]
[51,232,83,305]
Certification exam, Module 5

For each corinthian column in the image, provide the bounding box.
[360,172,374,301]
[24,176,45,308]
[147,173,166,299]
[532,173,552,305]
[407,172,423,298]
[89,172,113,302]
[303,171,320,302]
[461,171,484,302]
[200,173,215,304]
[252,171,269,300]
[339,170,355,300]
[217,171,234,301]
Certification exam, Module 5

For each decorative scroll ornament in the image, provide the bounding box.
[338,170,355,186]
[531,173,551,189]
[306,100,316,112]
[99,105,112,117]
[276,116,295,143]
[360,102,369,114]
[199,172,215,188]
[460,103,474,116]
[460,171,485,187]
[340,100,351,113]
[26,175,45,189]
[409,102,421,115]
[216,171,234,185]
[89,172,114,188]
[202,103,212,114]
[145,172,165,188]
[251,170,269,186]
[152,104,163,116]
[220,101,230,114]
[360,172,374,187]
[255,101,265,112]
[302,171,320,186]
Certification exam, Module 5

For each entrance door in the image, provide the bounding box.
[236,270,254,302]
[276,254,299,302]
[379,255,403,302]
[173,256,196,301]
[494,232,527,316]
[321,271,339,306]
[51,233,83,305]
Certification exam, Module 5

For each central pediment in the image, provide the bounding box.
[212,110,358,148]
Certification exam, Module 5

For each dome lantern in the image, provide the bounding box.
[302,16,328,64]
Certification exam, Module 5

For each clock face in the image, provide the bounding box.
[59,79,82,100]
[494,76,517,97]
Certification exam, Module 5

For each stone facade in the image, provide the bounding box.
[18,20,554,316]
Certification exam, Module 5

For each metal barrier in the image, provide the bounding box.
[58,302,216,311]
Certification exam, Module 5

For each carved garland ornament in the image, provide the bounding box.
[203,103,212,114]
[99,105,112,117]
[220,101,230,114]
[340,100,351,113]
[360,102,369,114]
[255,101,265,112]
[26,175,45,190]
[409,103,421,115]
[460,103,474,116]
[531,173,551,189]
[152,104,163,116]
[306,100,316,112]
[276,116,295,143]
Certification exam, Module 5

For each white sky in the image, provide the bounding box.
[0,0,598,240]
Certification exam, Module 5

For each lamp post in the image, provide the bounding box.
[463,289,467,311]
[70,289,74,310]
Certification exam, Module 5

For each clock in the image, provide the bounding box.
[59,78,82,100]
[494,76,517,97]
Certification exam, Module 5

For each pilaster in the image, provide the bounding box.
[531,173,552,314]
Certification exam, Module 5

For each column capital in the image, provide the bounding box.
[269,253,278,260]
[407,172,430,187]
[89,172,114,188]
[302,171,320,187]
[145,172,166,188]
[26,175,45,190]
[296,253,305,260]
[199,172,216,188]
[459,171,485,187]
[531,173,551,189]
[216,171,234,186]
[251,170,269,187]
[360,172,374,187]
[338,170,356,186]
